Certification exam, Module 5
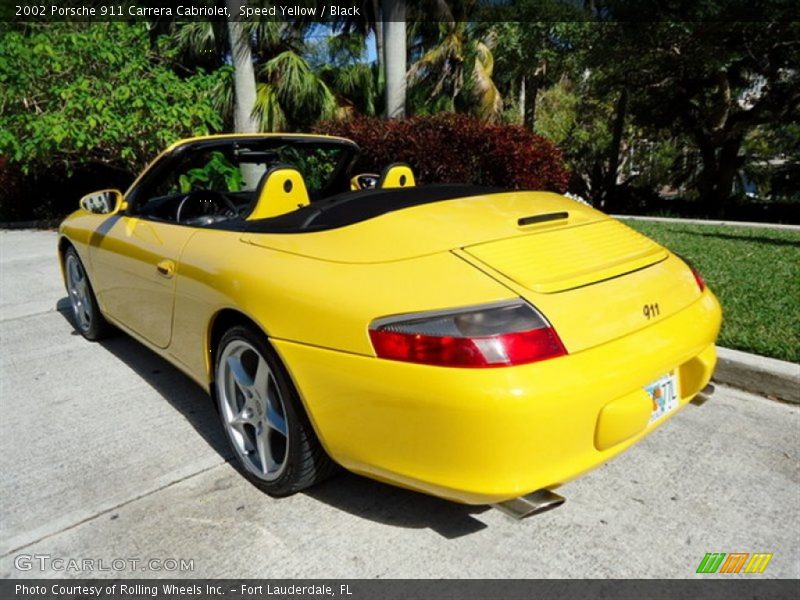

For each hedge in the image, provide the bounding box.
[315,113,570,192]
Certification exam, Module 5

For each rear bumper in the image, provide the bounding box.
[274,289,722,504]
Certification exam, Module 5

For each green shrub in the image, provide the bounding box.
[0,22,223,221]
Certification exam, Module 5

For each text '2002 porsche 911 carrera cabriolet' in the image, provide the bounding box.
[59,134,721,516]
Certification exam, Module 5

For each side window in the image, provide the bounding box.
[133,151,264,221]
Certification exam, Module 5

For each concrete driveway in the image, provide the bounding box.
[1,229,798,579]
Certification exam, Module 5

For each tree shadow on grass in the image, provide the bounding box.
[56,297,491,539]
[678,230,800,248]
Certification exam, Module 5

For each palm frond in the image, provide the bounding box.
[472,40,503,122]
[210,65,236,127]
[253,82,287,132]
[333,63,377,116]
[407,27,465,101]
[260,51,338,125]
[316,80,339,122]
[243,21,304,58]
[171,21,221,67]
[327,31,367,66]
[261,52,316,102]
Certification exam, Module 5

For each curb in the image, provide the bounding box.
[615,215,800,230]
[0,219,61,230]
[713,346,800,404]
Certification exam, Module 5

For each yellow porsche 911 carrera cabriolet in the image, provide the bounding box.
[59,134,721,516]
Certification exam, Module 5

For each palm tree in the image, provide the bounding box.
[472,34,503,123]
[255,51,338,130]
[372,0,386,103]
[383,0,407,118]
[168,10,338,132]
[406,1,502,122]
[330,1,385,114]
[225,0,258,133]
[311,34,378,117]
[406,20,465,111]
[318,0,410,118]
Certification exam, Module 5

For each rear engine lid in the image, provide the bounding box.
[464,218,668,294]
[241,190,604,263]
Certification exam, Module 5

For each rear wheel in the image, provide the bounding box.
[64,247,112,341]
[215,325,337,496]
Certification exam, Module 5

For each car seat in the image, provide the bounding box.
[378,163,416,189]
[247,166,310,220]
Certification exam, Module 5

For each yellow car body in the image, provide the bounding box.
[59,134,722,505]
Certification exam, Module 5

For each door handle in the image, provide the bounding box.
[156,259,175,278]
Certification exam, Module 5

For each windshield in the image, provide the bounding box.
[154,142,350,198]
[127,136,358,211]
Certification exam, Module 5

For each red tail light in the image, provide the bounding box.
[368,301,567,368]
[691,266,706,291]
[677,254,706,292]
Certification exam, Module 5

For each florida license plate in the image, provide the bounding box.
[646,371,678,423]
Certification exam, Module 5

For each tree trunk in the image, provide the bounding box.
[603,87,628,209]
[372,0,385,114]
[523,76,537,130]
[696,133,743,216]
[226,0,258,134]
[147,22,160,56]
[717,136,743,203]
[518,77,526,125]
[383,0,406,119]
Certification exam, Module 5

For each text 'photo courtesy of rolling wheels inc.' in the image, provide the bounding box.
[0,1,798,599]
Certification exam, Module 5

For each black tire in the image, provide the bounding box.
[214,325,337,496]
[63,246,113,341]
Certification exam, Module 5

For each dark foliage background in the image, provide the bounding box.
[1,2,798,223]
[316,114,570,192]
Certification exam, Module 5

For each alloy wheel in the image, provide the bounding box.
[217,339,290,481]
[65,253,93,333]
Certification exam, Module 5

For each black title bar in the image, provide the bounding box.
[2,0,799,23]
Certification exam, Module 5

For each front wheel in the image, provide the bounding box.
[215,326,337,496]
[64,247,112,341]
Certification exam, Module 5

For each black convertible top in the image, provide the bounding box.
[234,184,506,234]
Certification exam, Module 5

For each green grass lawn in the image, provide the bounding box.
[625,219,800,364]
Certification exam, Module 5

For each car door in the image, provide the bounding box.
[88,215,196,348]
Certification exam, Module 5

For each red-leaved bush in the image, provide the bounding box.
[314,113,570,192]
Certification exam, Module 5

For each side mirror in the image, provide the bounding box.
[79,189,126,215]
[350,173,380,191]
